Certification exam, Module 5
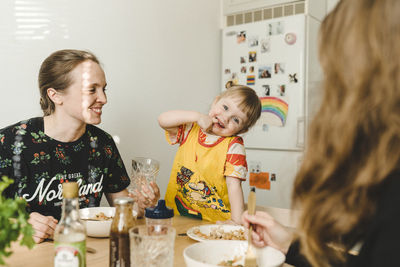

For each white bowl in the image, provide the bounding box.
[183,240,285,267]
[79,207,115,237]
[79,207,138,237]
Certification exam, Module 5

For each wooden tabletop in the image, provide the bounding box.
[5,214,294,267]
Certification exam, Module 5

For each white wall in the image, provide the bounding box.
[0,0,222,201]
[327,0,340,14]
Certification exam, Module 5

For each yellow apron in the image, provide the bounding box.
[165,123,235,222]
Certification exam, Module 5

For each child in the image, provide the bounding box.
[158,85,261,224]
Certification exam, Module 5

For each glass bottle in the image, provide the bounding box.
[54,182,86,267]
[109,197,136,267]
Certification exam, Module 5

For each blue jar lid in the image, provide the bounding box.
[145,199,174,219]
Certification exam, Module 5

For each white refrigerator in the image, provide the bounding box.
[222,14,322,208]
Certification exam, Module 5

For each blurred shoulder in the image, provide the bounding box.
[0,117,41,135]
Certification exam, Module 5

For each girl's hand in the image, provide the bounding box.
[197,114,213,133]
[28,212,58,243]
[242,210,293,254]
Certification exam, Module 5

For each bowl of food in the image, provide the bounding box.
[183,240,285,267]
[79,206,138,238]
[79,207,115,237]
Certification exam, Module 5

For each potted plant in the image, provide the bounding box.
[0,176,35,264]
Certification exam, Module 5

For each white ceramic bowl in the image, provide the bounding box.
[79,207,138,237]
[79,207,115,237]
[183,240,285,267]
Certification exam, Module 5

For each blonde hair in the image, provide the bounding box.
[219,85,261,134]
[292,0,400,266]
[38,49,100,116]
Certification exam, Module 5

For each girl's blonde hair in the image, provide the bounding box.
[293,0,400,266]
[38,49,100,116]
[219,84,261,134]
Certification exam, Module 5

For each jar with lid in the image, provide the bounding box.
[145,199,174,235]
[109,197,136,267]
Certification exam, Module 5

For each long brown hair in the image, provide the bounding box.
[38,49,100,115]
[292,0,400,266]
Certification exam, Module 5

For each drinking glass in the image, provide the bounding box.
[129,225,176,267]
[128,157,160,194]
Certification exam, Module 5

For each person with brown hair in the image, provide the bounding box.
[158,85,261,224]
[0,49,160,243]
[242,0,400,266]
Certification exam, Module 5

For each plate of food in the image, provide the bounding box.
[187,224,246,242]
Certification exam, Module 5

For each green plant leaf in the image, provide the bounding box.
[0,176,35,263]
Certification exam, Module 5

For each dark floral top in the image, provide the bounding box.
[0,117,130,220]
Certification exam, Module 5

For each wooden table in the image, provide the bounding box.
[5,214,293,266]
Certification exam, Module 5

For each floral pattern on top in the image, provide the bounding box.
[31,131,47,144]
[0,117,130,220]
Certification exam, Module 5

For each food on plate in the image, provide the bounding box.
[218,255,244,266]
[193,226,245,240]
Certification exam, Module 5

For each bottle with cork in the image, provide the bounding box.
[54,182,86,267]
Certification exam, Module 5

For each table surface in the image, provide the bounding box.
[5,214,294,267]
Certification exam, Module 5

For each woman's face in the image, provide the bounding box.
[58,60,107,125]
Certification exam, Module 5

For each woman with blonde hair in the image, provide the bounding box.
[242,0,400,266]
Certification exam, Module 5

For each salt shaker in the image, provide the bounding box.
[145,199,174,234]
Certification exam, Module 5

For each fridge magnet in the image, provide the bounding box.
[250,172,270,190]
[268,21,284,36]
[260,38,271,53]
[271,173,276,181]
[258,65,272,79]
[225,30,237,37]
[262,85,270,96]
[231,73,239,84]
[240,66,247,73]
[285,32,297,45]
[249,66,255,73]
[246,75,255,85]
[237,31,246,44]
[274,63,285,74]
[224,69,231,74]
[289,73,298,83]
[240,56,246,64]
[277,84,286,96]
[260,96,289,126]
[248,36,259,47]
[248,161,270,190]
[249,161,262,173]
[249,51,257,62]
[262,124,269,132]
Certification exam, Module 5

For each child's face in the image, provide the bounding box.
[208,96,248,136]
